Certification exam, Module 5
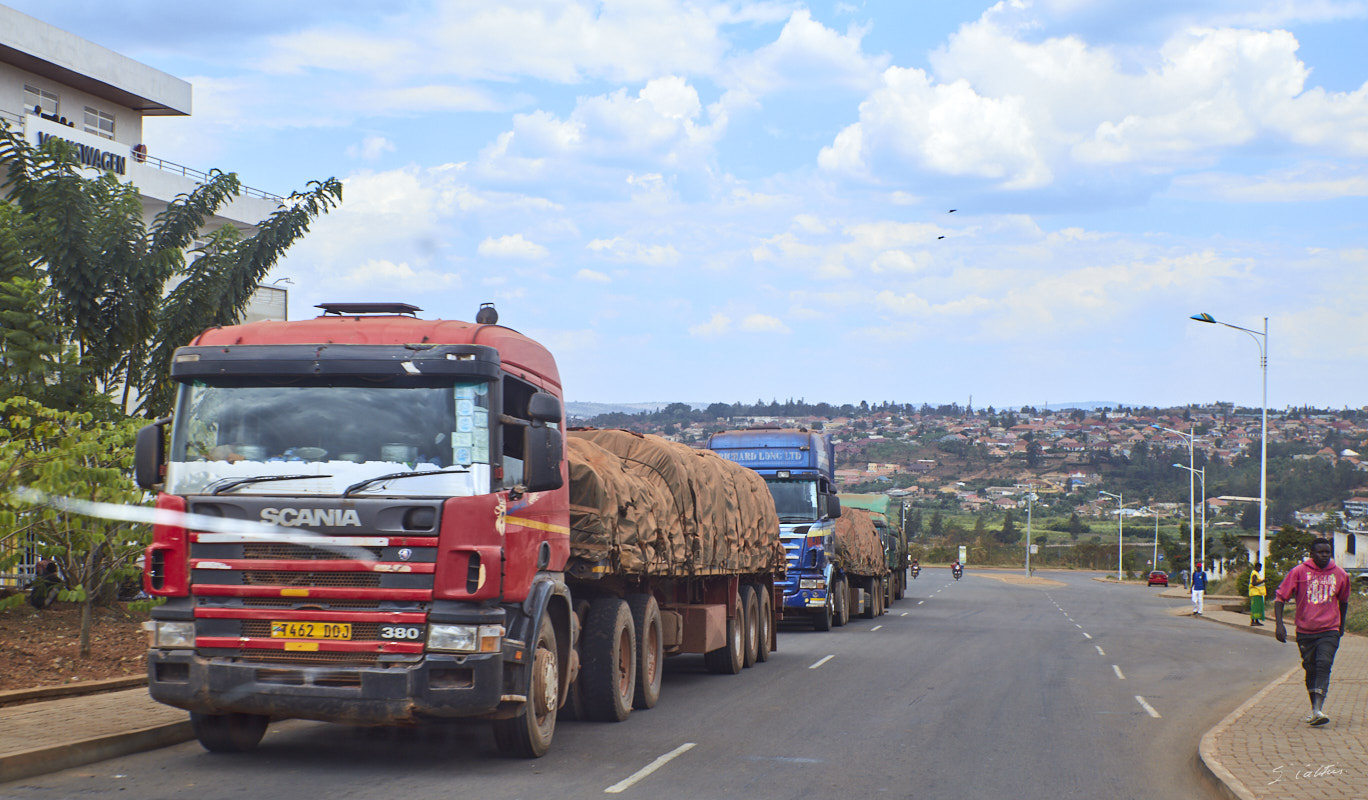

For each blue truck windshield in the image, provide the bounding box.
[766,478,819,522]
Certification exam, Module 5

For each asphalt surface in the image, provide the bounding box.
[0,568,1297,800]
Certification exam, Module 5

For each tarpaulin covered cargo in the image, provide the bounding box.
[567,429,784,576]
[832,508,887,577]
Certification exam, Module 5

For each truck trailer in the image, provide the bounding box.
[839,494,910,603]
[134,302,783,758]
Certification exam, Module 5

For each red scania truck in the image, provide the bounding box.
[134,302,783,758]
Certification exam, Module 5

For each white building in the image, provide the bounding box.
[0,4,284,306]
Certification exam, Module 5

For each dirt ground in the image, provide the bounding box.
[0,600,149,692]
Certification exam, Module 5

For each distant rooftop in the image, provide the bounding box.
[0,5,190,116]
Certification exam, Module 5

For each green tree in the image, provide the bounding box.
[996,509,1018,544]
[0,121,342,417]
[1268,524,1315,572]
[1068,511,1086,541]
[0,397,147,656]
[929,511,944,537]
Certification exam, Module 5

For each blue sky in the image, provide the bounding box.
[13,0,1368,410]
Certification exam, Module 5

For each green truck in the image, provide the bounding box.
[838,494,909,604]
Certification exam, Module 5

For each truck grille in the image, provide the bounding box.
[239,649,380,666]
[241,571,383,588]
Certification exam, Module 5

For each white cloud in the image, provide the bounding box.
[739,313,791,334]
[340,259,461,290]
[347,135,397,160]
[689,312,732,338]
[576,268,611,282]
[478,234,550,260]
[1172,163,1368,202]
[724,9,888,97]
[587,236,682,266]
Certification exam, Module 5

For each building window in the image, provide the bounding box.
[84,107,115,140]
[1348,534,1357,556]
[24,84,58,116]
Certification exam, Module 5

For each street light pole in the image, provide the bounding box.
[1099,490,1123,580]
[1191,313,1269,565]
[1024,487,1035,578]
[1173,464,1207,570]
[1152,424,1198,581]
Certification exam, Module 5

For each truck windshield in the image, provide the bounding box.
[165,378,492,497]
[765,478,819,522]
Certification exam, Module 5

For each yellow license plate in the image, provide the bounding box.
[271,621,352,640]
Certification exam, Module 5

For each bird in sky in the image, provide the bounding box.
[948,209,957,213]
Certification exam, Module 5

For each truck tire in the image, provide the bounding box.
[884,574,894,608]
[861,579,878,619]
[627,593,662,710]
[190,711,269,753]
[739,585,759,668]
[562,599,591,721]
[492,613,558,757]
[705,590,745,673]
[755,585,772,663]
[831,576,847,627]
[811,591,833,632]
[581,597,636,722]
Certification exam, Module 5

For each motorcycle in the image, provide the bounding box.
[952,566,963,581]
[911,565,920,579]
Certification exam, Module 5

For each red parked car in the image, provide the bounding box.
[1147,570,1169,587]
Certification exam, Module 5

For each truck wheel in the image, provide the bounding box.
[884,574,894,609]
[832,577,847,627]
[740,585,759,668]
[811,591,833,632]
[861,580,878,619]
[492,613,558,757]
[581,597,636,722]
[562,599,591,721]
[705,590,745,673]
[627,593,662,710]
[190,711,269,753]
[755,585,772,663]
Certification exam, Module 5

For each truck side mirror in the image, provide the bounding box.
[827,496,842,519]
[523,425,564,492]
[527,392,562,423]
[135,418,171,490]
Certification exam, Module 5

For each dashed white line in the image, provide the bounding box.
[871,625,883,631]
[900,612,909,617]
[1112,665,1126,680]
[918,601,925,605]
[1083,632,1093,639]
[809,655,835,670]
[1135,696,1161,718]
[605,742,696,793]
[1075,623,1083,629]
[1095,646,1106,656]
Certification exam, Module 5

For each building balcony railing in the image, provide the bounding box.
[2,106,282,202]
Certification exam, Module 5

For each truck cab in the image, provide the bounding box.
[706,429,841,628]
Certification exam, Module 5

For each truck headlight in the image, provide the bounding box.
[799,578,826,590]
[428,624,504,653]
[154,621,196,649]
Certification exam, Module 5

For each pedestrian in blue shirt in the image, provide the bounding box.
[1191,562,1208,616]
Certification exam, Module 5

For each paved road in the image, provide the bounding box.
[3,568,1294,800]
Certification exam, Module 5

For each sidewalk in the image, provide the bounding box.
[1163,588,1367,800]
[0,681,191,783]
[1,595,1363,797]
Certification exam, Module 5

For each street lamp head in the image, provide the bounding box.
[1191,312,1216,323]
[1172,463,1183,469]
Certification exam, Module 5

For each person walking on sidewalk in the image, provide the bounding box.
[1191,562,1207,616]
[1248,562,1266,626]
[1274,538,1350,727]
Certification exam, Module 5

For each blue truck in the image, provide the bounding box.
[707,428,882,629]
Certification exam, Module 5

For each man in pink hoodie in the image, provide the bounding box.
[1274,538,1351,726]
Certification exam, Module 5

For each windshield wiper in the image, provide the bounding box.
[778,514,817,523]
[209,474,334,496]
[343,469,469,498]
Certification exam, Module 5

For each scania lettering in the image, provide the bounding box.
[136,302,782,758]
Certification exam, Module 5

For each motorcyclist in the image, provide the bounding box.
[911,557,920,579]
[952,560,963,580]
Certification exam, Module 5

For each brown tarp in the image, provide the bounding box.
[832,508,887,577]
[567,430,784,576]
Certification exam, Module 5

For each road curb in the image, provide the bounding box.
[0,720,194,784]
[1197,664,1300,800]
[0,676,147,708]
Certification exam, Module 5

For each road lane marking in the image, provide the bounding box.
[1095,646,1105,656]
[1135,696,1161,718]
[871,625,883,631]
[1075,623,1082,628]
[605,742,696,794]
[1082,632,1092,639]
[809,655,835,669]
[918,601,925,605]
[1112,665,1126,680]
[900,612,908,617]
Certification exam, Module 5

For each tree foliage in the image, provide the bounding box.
[0,397,146,656]
[0,121,342,417]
